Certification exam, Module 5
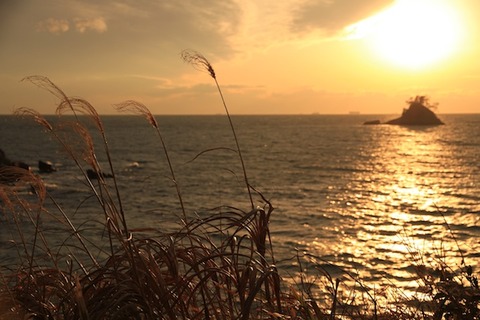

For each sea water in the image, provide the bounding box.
[1,114,479,295]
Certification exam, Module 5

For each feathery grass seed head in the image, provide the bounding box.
[57,97,104,133]
[56,121,97,169]
[181,49,216,79]
[114,100,159,129]
[14,107,53,132]
[22,75,68,101]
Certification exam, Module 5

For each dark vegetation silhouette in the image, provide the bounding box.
[0,52,478,319]
[386,96,444,125]
[364,95,444,126]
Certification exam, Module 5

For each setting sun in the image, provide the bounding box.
[356,0,465,69]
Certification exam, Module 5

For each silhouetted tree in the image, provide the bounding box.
[406,95,438,111]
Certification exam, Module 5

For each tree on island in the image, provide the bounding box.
[403,95,438,113]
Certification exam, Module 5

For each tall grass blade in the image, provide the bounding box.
[114,100,187,222]
[181,49,254,210]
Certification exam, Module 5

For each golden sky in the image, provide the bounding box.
[1,0,479,114]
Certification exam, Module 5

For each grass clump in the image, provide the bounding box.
[0,51,479,320]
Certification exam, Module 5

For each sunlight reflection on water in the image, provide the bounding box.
[295,120,479,297]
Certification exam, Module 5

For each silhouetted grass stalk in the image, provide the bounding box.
[3,70,286,318]
[114,100,187,222]
[181,49,254,210]
[21,76,129,241]
[14,108,116,266]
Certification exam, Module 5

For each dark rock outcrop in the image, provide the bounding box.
[38,160,57,173]
[39,160,57,173]
[386,96,444,126]
[0,149,30,170]
[0,149,31,184]
[363,96,444,126]
[363,120,381,125]
[0,149,11,166]
[87,169,113,180]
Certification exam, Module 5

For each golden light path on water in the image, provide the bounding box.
[303,124,479,298]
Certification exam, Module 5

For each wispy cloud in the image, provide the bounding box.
[36,18,70,34]
[74,17,107,33]
[36,17,107,34]
[291,0,394,35]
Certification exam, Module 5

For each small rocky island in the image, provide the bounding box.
[364,96,444,126]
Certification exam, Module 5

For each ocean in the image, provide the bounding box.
[1,113,479,295]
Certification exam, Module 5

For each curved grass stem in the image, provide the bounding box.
[181,49,254,210]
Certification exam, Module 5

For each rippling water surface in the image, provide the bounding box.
[1,114,479,294]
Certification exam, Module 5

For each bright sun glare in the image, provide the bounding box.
[353,0,465,69]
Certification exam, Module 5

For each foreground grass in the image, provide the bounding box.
[1,52,479,319]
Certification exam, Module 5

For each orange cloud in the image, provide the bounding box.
[36,18,70,34]
[74,17,107,33]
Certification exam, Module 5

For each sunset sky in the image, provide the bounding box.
[1,0,479,115]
